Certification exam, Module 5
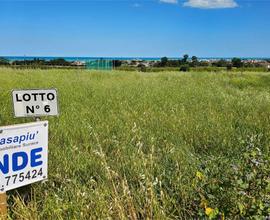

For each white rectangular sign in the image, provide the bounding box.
[12,89,58,117]
[0,121,48,192]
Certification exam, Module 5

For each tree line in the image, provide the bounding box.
[1,56,269,72]
[153,55,268,71]
[0,58,73,66]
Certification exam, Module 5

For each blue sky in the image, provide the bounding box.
[0,0,270,58]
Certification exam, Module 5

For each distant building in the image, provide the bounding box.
[71,61,85,66]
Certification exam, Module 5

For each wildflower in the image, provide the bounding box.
[205,207,214,216]
[221,212,225,220]
[196,171,204,180]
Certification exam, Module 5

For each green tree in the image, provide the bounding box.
[183,54,189,63]
[160,57,168,67]
[48,58,71,66]
[191,56,198,63]
[232,57,243,68]
[0,57,9,65]
[191,56,198,67]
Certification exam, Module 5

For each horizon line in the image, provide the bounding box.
[2,55,270,58]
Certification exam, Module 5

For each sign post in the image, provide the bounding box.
[0,193,7,218]
[0,126,7,219]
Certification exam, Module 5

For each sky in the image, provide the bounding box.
[0,0,270,58]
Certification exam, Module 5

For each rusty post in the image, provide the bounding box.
[0,193,7,219]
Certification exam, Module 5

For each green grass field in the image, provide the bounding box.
[1,68,270,219]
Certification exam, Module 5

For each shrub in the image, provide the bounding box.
[138,64,147,72]
[180,65,190,72]
[0,57,9,65]
[226,64,233,71]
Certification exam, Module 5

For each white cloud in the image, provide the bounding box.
[183,0,238,9]
[160,0,178,4]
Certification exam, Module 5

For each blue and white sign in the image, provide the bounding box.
[0,121,48,192]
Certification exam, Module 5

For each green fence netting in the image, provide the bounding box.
[85,59,113,70]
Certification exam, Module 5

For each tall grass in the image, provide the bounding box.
[0,68,270,219]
